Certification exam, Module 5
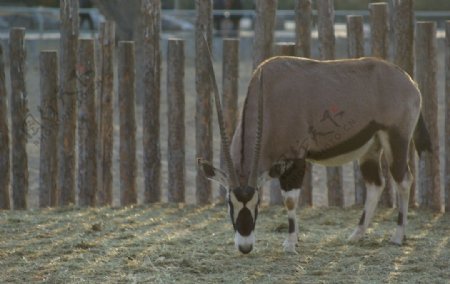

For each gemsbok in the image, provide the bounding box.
[198,54,431,254]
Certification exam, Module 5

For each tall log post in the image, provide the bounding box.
[141,0,162,203]
[0,44,10,209]
[167,39,185,203]
[392,0,416,207]
[416,22,443,212]
[346,15,367,207]
[370,2,394,208]
[39,51,59,208]
[253,0,277,203]
[9,28,28,210]
[118,41,137,206]
[269,42,295,206]
[97,21,115,206]
[317,0,343,207]
[295,0,312,58]
[195,0,213,204]
[446,21,450,212]
[220,38,239,201]
[77,39,97,207]
[295,0,313,207]
[253,0,277,69]
[58,0,79,206]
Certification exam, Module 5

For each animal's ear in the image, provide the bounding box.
[197,158,229,189]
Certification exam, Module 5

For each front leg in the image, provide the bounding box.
[281,188,300,253]
[270,158,306,253]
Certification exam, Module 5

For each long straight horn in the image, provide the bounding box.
[203,35,239,189]
[248,68,264,188]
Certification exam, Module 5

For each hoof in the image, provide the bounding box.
[390,234,406,245]
[283,239,298,254]
[348,228,364,242]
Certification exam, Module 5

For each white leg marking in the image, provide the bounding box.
[391,172,412,245]
[281,189,300,253]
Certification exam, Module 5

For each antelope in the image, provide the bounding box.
[198,54,431,254]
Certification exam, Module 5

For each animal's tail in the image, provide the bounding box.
[413,113,431,157]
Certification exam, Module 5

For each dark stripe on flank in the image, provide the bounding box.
[307,121,384,161]
[288,218,295,234]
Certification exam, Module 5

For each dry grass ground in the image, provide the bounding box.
[1,205,449,283]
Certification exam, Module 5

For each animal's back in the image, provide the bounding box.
[234,56,421,170]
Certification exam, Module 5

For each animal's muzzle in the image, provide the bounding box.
[238,244,253,254]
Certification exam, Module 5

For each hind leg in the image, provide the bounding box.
[349,138,385,242]
[380,130,413,245]
[390,168,413,244]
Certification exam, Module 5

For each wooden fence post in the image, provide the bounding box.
[369,2,394,208]
[167,38,185,203]
[253,0,277,69]
[269,42,295,206]
[58,0,79,206]
[446,20,450,212]
[295,0,312,58]
[195,0,213,204]
[97,21,115,206]
[10,28,28,210]
[118,41,137,206]
[274,42,295,57]
[254,0,277,204]
[317,0,343,207]
[141,0,162,203]
[346,16,364,58]
[39,51,59,208]
[416,22,442,212]
[392,0,416,207]
[0,44,10,209]
[295,0,313,207]
[369,3,389,59]
[77,39,97,207]
[220,38,239,201]
[346,15,366,207]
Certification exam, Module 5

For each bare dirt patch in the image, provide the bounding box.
[1,205,449,283]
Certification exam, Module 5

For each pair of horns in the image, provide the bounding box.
[203,35,263,189]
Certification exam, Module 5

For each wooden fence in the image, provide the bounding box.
[0,0,448,212]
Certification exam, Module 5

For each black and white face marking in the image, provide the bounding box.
[228,187,260,254]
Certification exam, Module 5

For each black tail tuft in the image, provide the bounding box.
[413,113,431,157]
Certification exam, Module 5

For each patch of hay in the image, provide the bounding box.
[0,205,449,283]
